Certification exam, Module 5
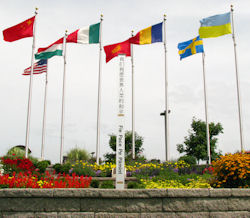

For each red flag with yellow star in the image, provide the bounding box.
[3,16,35,42]
[104,40,131,63]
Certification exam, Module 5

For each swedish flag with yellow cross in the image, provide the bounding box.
[178,36,204,60]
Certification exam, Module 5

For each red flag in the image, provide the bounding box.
[104,40,131,63]
[3,16,35,42]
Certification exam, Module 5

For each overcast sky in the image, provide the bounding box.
[0,0,249,163]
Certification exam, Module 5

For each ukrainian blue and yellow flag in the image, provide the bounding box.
[178,36,204,60]
[199,12,232,38]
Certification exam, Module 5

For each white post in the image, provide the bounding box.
[202,53,211,164]
[231,5,244,152]
[25,8,38,158]
[41,62,48,160]
[116,54,125,190]
[96,14,103,165]
[163,14,169,161]
[131,30,135,160]
[60,30,68,164]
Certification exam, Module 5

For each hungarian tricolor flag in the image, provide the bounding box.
[35,23,100,60]
[104,40,131,63]
[3,16,35,42]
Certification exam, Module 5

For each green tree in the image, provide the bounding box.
[177,117,223,164]
[104,131,144,162]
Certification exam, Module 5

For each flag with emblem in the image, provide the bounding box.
[104,40,131,63]
[23,59,48,75]
[3,16,35,42]
[178,36,204,60]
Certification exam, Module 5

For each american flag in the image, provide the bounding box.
[23,59,47,75]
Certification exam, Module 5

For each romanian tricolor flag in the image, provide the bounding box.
[129,22,163,45]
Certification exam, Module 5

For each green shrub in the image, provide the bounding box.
[35,160,50,173]
[127,181,144,189]
[100,180,114,189]
[178,155,197,165]
[61,163,71,174]
[72,165,95,177]
[53,163,71,174]
[90,179,100,188]
[53,163,62,174]
[0,184,9,189]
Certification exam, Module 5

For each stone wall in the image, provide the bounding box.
[0,188,249,217]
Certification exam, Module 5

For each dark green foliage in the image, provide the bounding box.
[177,117,223,163]
[72,164,95,177]
[103,153,116,163]
[100,180,114,189]
[35,160,50,173]
[104,131,144,162]
[149,159,161,163]
[43,160,51,165]
[52,163,71,174]
[90,180,100,188]
[127,181,144,189]
[61,163,71,174]
[53,163,62,174]
[178,155,197,165]
[0,184,9,189]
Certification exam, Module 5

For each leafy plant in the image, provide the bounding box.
[210,153,250,188]
[100,180,114,189]
[90,179,100,188]
[72,164,95,177]
[35,160,50,173]
[53,163,62,174]
[127,181,144,189]
[61,163,71,174]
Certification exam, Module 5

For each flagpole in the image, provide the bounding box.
[25,8,38,158]
[163,14,169,161]
[96,14,103,165]
[131,30,135,160]
[41,61,49,160]
[231,5,244,152]
[60,30,68,164]
[202,52,211,164]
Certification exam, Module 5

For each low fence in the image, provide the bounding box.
[0,188,249,217]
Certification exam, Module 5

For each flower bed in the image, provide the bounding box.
[0,152,249,189]
[0,171,91,188]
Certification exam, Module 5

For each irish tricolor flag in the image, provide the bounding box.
[35,23,100,60]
